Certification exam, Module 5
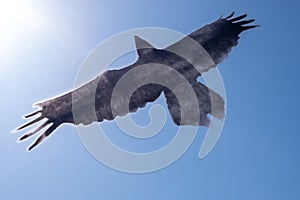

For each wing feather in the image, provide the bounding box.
[14,13,257,150]
[188,13,258,64]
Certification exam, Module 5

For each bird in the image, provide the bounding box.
[14,12,258,151]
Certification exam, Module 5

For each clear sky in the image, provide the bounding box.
[1,0,300,199]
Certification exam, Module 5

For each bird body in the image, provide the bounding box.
[15,13,258,150]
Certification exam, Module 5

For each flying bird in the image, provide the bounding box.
[14,12,258,150]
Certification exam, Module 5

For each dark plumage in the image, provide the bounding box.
[14,12,258,150]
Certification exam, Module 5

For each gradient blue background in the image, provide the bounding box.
[1,0,299,199]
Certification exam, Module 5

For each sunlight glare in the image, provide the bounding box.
[0,1,40,56]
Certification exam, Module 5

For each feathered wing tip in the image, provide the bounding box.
[12,109,42,132]
[14,108,60,151]
[18,120,50,141]
[24,110,41,118]
[223,12,260,31]
[225,11,235,19]
[16,115,44,131]
[27,122,60,151]
[228,13,248,22]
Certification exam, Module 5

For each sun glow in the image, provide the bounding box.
[0,1,40,56]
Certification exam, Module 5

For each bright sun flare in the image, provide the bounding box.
[0,1,40,54]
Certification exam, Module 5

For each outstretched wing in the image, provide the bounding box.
[15,110,61,150]
[163,13,257,126]
[14,13,257,150]
[188,12,258,64]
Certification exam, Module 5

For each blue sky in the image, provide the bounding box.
[1,0,300,199]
